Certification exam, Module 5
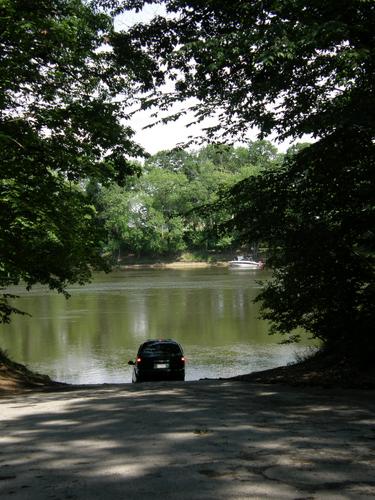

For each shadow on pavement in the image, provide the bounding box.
[1,381,375,499]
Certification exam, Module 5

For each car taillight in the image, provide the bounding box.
[181,356,185,363]
[136,357,142,363]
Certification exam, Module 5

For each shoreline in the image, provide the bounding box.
[115,260,229,270]
[1,351,374,396]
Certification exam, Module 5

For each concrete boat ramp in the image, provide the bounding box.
[1,380,375,499]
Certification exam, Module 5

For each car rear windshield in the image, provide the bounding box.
[140,343,182,356]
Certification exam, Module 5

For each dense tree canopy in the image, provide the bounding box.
[96,141,277,258]
[0,0,147,322]
[112,0,375,359]
[223,130,375,357]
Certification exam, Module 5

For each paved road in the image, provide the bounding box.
[1,380,375,499]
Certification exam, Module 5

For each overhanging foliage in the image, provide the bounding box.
[0,0,147,322]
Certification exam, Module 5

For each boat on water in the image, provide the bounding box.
[228,256,264,269]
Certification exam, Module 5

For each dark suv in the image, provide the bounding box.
[128,339,185,383]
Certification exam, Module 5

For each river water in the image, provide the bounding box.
[0,268,315,384]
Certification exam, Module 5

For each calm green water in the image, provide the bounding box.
[0,268,315,384]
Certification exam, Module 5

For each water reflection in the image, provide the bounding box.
[0,268,315,384]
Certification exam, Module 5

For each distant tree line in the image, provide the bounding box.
[91,141,284,260]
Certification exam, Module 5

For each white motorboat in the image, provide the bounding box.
[228,256,264,269]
